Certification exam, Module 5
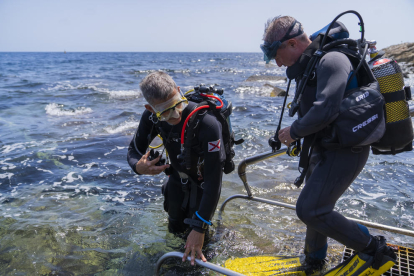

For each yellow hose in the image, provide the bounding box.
[184,89,194,95]
[148,135,163,149]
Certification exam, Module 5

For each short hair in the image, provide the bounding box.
[139,72,177,105]
[263,16,308,46]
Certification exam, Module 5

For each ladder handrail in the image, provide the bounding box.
[155,251,244,276]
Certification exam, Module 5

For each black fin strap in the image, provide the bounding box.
[373,236,386,270]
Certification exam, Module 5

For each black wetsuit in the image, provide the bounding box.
[127,101,225,233]
[287,40,371,260]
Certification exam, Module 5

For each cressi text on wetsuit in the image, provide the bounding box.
[127,101,225,233]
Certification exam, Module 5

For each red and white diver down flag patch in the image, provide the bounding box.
[208,139,221,152]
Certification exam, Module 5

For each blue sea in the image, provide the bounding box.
[1,52,414,275]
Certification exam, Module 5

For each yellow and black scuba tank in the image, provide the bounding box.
[367,42,413,155]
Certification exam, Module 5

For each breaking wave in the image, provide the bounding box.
[45,103,93,116]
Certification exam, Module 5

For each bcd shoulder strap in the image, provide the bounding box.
[183,101,209,171]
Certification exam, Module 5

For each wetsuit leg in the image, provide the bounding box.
[296,146,371,258]
[164,176,188,233]
[163,176,206,234]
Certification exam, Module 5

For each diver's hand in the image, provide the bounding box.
[135,151,170,175]
[182,230,206,265]
[278,126,295,146]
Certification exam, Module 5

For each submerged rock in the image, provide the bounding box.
[244,75,287,97]
[264,84,286,97]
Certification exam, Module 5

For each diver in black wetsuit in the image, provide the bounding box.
[260,16,396,275]
[127,72,225,266]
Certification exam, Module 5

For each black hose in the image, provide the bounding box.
[319,10,365,51]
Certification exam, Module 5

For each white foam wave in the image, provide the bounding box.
[62,172,83,183]
[1,143,26,154]
[234,85,275,97]
[2,165,16,170]
[101,88,141,98]
[37,168,54,174]
[0,173,14,179]
[44,81,103,92]
[103,121,138,134]
[104,146,127,156]
[54,155,67,159]
[45,80,142,98]
[1,158,16,170]
[81,162,97,172]
[45,103,93,117]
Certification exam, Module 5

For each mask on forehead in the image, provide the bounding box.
[260,18,304,63]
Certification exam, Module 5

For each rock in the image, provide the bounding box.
[245,75,287,82]
[378,42,414,77]
[381,42,414,66]
[264,84,286,97]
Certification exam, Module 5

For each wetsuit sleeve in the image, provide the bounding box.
[290,52,353,139]
[193,114,225,232]
[127,110,157,174]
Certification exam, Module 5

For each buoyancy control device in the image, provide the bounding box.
[298,11,413,155]
[294,11,386,151]
[177,85,244,175]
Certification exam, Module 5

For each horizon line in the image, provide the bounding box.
[0,51,263,54]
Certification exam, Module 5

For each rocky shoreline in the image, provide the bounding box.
[382,42,414,77]
[382,42,414,66]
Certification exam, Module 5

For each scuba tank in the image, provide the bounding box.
[367,41,413,155]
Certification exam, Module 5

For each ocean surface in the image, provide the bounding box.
[1,52,414,275]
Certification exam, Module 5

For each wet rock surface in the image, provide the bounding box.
[382,42,414,66]
[264,83,286,97]
[244,75,287,96]
[381,42,414,77]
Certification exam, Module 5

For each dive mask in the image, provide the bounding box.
[152,90,188,121]
[260,18,304,63]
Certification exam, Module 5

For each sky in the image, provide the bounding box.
[1,0,413,52]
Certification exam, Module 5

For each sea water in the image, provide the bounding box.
[1,52,413,275]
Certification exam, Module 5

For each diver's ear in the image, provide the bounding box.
[145,104,156,114]
[287,38,297,48]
